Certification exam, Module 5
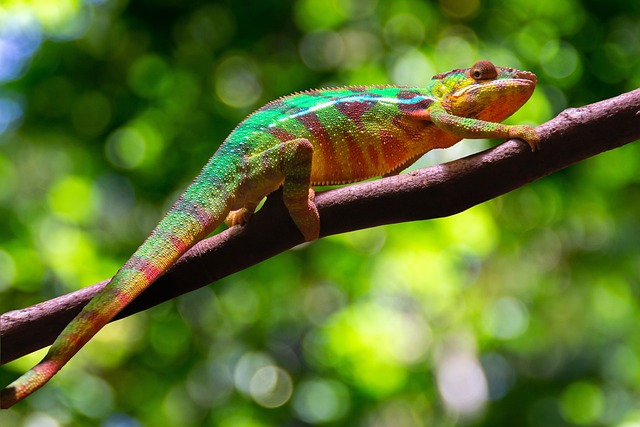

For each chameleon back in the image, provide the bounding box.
[225,86,445,185]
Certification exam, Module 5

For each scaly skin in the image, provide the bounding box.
[1,60,539,408]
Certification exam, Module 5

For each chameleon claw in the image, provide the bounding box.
[225,208,253,227]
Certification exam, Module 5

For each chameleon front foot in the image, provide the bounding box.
[285,187,320,242]
[279,139,319,242]
[509,125,541,151]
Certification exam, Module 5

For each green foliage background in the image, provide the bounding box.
[1,0,639,426]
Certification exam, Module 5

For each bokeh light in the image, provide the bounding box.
[436,344,488,418]
[249,366,293,408]
[292,378,350,423]
[0,12,41,82]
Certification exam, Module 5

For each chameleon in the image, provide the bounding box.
[1,60,540,408]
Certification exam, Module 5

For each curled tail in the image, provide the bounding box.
[1,174,232,408]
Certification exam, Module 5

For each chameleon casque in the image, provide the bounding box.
[1,60,540,408]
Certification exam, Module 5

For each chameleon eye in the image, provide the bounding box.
[469,60,498,81]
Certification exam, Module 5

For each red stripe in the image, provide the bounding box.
[345,132,368,178]
[379,129,405,167]
[396,91,433,113]
[366,144,381,171]
[267,126,296,142]
[170,235,190,253]
[296,111,338,174]
[334,99,376,129]
[130,256,163,282]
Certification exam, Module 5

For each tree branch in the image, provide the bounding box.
[2,89,639,365]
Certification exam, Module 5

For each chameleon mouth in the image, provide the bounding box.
[513,70,537,85]
[516,71,538,84]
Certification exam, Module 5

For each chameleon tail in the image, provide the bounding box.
[1,171,233,408]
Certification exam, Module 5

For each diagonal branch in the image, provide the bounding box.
[2,89,639,365]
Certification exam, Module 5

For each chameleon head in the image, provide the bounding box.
[434,60,537,122]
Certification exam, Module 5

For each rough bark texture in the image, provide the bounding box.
[2,88,639,365]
